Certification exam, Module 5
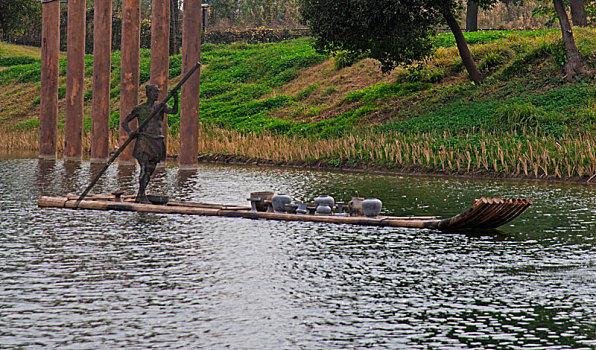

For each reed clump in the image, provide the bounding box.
[2,126,595,180]
[190,125,595,180]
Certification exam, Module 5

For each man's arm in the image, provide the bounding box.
[120,107,139,135]
[165,94,179,115]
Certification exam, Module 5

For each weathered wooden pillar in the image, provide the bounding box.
[180,0,202,169]
[63,0,86,161]
[90,0,113,163]
[150,0,170,157]
[118,0,141,164]
[39,0,60,159]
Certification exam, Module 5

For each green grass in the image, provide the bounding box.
[167,38,328,134]
[433,29,556,48]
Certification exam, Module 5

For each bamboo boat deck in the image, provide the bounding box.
[38,194,532,231]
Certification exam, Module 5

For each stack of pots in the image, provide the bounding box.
[314,195,334,215]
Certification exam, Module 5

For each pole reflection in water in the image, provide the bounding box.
[117,162,137,195]
[36,158,56,194]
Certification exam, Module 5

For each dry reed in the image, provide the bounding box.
[2,125,595,180]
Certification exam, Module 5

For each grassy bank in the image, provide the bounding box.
[1,29,595,180]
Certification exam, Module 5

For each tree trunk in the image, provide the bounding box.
[569,0,588,27]
[466,1,479,32]
[553,0,586,80]
[170,0,180,55]
[441,6,484,84]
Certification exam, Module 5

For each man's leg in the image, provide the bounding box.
[136,157,150,203]
[137,160,157,203]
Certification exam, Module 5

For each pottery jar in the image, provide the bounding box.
[314,195,335,210]
[316,204,332,215]
[271,193,292,213]
[362,198,382,217]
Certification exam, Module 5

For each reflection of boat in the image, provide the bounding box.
[38,194,532,231]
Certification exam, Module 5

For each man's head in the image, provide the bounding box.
[145,84,160,101]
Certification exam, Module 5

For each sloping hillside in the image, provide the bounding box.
[1,29,595,138]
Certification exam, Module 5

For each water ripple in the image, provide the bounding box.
[0,159,595,348]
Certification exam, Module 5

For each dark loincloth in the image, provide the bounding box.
[133,132,166,163]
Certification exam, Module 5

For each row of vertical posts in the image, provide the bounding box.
[38,0,202,168]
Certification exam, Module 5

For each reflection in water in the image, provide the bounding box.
[2,159,596,348]
[117,163,137,195]
[62,160,82,191]
[177,168,199,200]
[36,159,56,194]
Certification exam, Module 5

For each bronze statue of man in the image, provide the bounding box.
[121,84,178,203]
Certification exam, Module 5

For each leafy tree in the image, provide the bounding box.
[300,0,498,84]
[552,0,586,79]
[533,0,587,79]
[0,0,41,42]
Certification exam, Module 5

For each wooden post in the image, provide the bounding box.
[90,0,112,163]
[180,0,202,169]
[118,0,141,164]
[64,0,86,161]
[150,0,170,158]
[39,0,60,159]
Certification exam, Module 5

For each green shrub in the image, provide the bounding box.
[58,86,66,99]
[84,55,94,77]
[490,102,542,131]
[296,84,318,101]
[109,110,120,130]
[0,63,41,84]
[324,86,337,95]
[333,50,362,70]
[15,118,40,130]
[0,56,38,66]
[403,65,445,83]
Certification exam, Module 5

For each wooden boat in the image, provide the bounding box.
[38,193,532,231]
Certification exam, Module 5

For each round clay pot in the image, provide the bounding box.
[362,198,382,217]
[316,204,332,215]
[272,193,292,213]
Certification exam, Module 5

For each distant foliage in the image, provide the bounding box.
[206,0,302,30]
[203,28,309,45]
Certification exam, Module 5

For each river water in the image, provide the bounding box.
[1,158,595,349]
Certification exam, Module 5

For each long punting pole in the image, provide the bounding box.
[75,62,202,207]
